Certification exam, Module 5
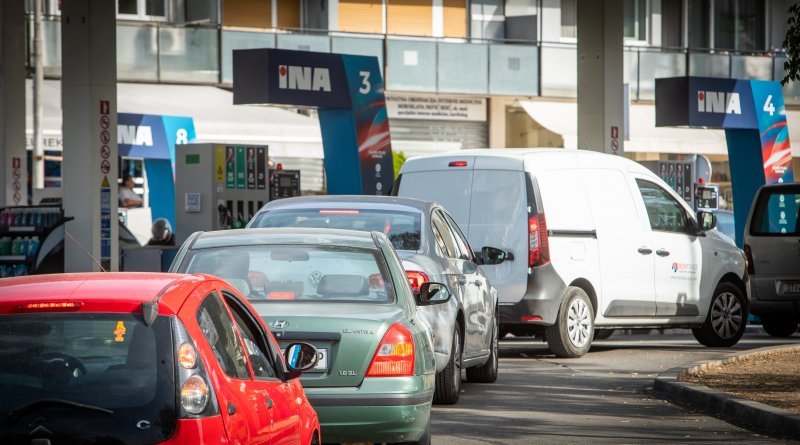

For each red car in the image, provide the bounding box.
[0,273,321,444]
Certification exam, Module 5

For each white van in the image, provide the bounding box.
[394,149,748,357]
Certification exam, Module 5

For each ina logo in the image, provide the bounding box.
[697,91,741,115]
[278,65,332,92]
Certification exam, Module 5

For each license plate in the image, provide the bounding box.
[781,281,800,295]
[282,347,328,372]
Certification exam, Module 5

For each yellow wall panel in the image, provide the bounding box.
[387,0,433,36]
[443,0,466,38]
[223,0,271,27]
[278,0,301,28]
[339,0,384,34]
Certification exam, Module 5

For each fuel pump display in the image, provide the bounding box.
[269,168,301,200]
[174,144,269,244]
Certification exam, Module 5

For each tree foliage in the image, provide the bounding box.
[782,3,800,85]
[392,150,407,179]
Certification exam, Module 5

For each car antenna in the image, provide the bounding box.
[64,230,108,272]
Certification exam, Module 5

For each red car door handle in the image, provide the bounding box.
[227,402,236,415]
[266,397,274,409]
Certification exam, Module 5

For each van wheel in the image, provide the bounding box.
[466,313,499,383]
[692,282,747,347]
[546,287,593,358]
[433,324,461,405]
[761,317,799,338]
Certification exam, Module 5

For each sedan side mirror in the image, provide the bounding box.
[696,211,717,232]
[481,246,513,265]
[415,282,451,306]
[283,342,319,379]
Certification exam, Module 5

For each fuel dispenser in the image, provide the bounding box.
[174,143,269,244]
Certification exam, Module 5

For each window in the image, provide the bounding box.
[636,179,691,234]
[688,0,711,48]
[197,292,250,379]
[224,294,279,379]
[624,0,647,41]
[561,0,577,38]
[661,0,682,47]
[117,0,166,20]
[713,0,765,51]
[431,212,460,259]
[750,187,800,236]
[184,245,394,304]
[442,211,474,261]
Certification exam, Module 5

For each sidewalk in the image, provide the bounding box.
[653,344,800,440]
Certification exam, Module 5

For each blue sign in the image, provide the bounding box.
[233,49,394,195]
[656,77,795,246]
[118,113,196,165]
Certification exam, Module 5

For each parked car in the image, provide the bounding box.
[0,272,321,444]
[247,196,500,405]
[744,183,800,337]
[395,149,749,357]
[170,228,447,444]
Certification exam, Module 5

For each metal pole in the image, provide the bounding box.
[33,0,44,190]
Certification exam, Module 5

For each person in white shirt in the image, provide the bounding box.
[119,174,143,208]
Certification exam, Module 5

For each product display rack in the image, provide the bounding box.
[0,204,68,277]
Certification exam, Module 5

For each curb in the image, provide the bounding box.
[653,344,800,439]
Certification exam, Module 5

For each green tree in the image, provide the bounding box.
[392,150,407,179]
[782,3,800,85]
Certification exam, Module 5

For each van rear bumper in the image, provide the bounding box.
[499,263,566,327]
[749,277,800,318]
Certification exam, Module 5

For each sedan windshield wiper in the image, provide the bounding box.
[7,398,113,422]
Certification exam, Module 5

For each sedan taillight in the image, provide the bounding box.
[366,323,415,377]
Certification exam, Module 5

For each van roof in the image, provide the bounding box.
[399,148,653,176]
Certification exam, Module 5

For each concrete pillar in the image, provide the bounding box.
[62,0,118,272]
[1,0,28,207]
[577,0,624,155]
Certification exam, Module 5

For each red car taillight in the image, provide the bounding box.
[366,323,415,377]
[405,270,429,295]
[744,244,755,275]
[171,317,219,418]
[528,214,550,268]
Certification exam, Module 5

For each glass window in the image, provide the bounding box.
[661,0,683,47]
[750,187,800,235]
[441,211,474,261]
[624,0,647,41]
[197,292,250,379]
[184,245,394,304]
[251,208,422,251]
[636,179,691,234]
[431,212,460,259]
[561,0,577,38]
[0,314,176,442]
[117,0,166,19]
[689,0,711,48]
[713,0,765,51]
[224,294,279,379]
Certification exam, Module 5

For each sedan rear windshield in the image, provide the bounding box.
[750,186,800,236]
[182,245,395,303]
[251,208,422,251]
[0,313,176,444]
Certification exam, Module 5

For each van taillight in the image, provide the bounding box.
[744,244,755,275]
[366,323,415,377]
[448,161,468,167]
[405,270,429,294]
[528,214,550,268]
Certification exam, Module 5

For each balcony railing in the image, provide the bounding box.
[31,16,800,103]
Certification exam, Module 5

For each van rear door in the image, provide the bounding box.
[396,155,476,224]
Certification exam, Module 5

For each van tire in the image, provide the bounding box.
[761,317,799,338]
[546,287,594,358]
[693,282,747,347]
[433,324,461,405]
[466,313,499,383]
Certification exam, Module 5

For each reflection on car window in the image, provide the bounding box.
[197,293,250,379]
[636,179,690,234]
[252,209,422,251]
[751,188,800,235]
[431,212,459,259]
[185,245,394,304]
[224,294,278,379]
[441,211,473,261]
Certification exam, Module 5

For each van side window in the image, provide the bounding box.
[431,212,459,259]
[441,211,474,261]
[636,179,690,234]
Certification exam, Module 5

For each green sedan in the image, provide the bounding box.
[170,228,450,444]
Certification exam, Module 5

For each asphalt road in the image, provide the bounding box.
[432,330,800,444]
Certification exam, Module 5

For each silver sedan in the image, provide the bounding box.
[248,195,504,405]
